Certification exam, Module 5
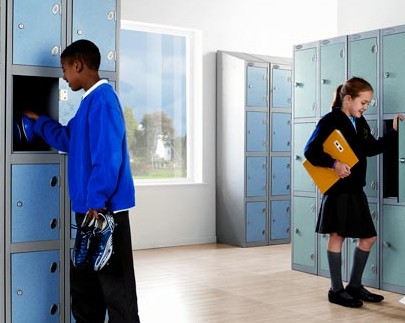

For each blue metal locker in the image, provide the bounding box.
[270,200,290,240]
[13,0,62,67]
[272,68,291,109]
[320,37,346,116]
[12,164,60,242]
[246,202,266,242]
[246,111,267,152]
[271,113,291,152]
[11,250,60,323]
[294,46,317,118]
[246,157,267,197]
[246,65,268,107]
[364,120,378,198]
[271,157,290,196]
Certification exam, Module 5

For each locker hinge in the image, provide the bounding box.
[107,10,117,22]
[59,89,68,101]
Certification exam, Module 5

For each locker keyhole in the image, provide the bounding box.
[50,262,58,273]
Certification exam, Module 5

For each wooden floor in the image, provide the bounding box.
[133,243,405,323]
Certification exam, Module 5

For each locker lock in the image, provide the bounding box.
[50,304,58,315]
[17,23,24,29]
[400,158,405,164]
[16,289,23,296]
[16,201,23,207]
[50,218,58,229]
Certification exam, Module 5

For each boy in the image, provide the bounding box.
[24,39,140,322]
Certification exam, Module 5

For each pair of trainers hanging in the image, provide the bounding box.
[72,211,115,271]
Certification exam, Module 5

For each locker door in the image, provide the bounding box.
[399,121,405,202]
[349,33,378,115]
[382,31,405,114]
[12,164,60,242]
[270,200,290,240]
[293,123,316,193]
[12,250,60,323]
[347,203,379,287]
[246,112,267,152]
[320,40,346,116]
[246,202,267,243]
[246,157,267,197]
[272,68,291,109]
[13,0,62,67]
[294,47,317,118]
[246,65,268,107]
[72,0,117,71]
[292,196,317,273]
[382,205,405,289]
[271,157,290,196]
[364,120,378,198]
[271,113,291,152]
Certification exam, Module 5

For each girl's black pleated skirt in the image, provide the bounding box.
[316,190,377,238]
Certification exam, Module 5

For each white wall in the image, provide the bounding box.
[122,0,338,249]
[337,0,405,35]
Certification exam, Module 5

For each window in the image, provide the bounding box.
[119,21,201,182]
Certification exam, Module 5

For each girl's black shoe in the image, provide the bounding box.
[328,288,363,308]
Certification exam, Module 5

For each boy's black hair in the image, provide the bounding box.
[61,39,101,70]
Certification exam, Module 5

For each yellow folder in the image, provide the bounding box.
[302,129,359,194]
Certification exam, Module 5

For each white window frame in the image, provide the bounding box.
[119,20,203,185]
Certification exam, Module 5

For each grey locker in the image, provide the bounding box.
[320,37,347,116]
[270,200,290,240]
[293,122,316,193]
[382,27,405,114]
[292,196,317,274]
[272,67,291,109]
[246,202,267,243]
[294,46,317,118]
[271,113,291,152]
[11,164,60,243]
[11,250,60,323]
[246,111,267,152]
[348,31,379,115]
[72,0,117,72]
[271,156,290,196]
[246,156,267,197]
[13,0,62,67]
[246,64,268,107]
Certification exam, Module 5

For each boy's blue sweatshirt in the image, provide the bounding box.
[34,82,135,213]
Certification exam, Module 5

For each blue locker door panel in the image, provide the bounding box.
[294,48,317,118]
[12,164,60,242]
[246,157,267,197]
[364,121,378,198]
[271,157,291,195]
[271,113,291,152]
[272,68,292,109]
[320,42,346,116]
[246,65,268,107]
[13,0,62,67]
[246,112,267,152]
[73,0,117,71]
[382,32,405,114]
[12,251,60,323]
[349,37,378,115]
[270,200,290,240]
[246,202,267,242]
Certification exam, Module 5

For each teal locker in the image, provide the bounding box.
[270,200,290,240]
[271,157,290,196]
[246,111,267,152]
[292,196,317,273]
[348,31,379,115]
[293,123,316,193]
[12,250,60,323]
[13,0,62,67]
[246,64,268,107]
[294,46,317,118]
[382,27,405,114]
[246,202,267,243]
[317,233,347,280]
[347,203,379,288]
[364,120,378,198]
[399,121,405,202]
[320,37,347,116]
[246,156,267,197]
[72,0,117,72]
[271,113,291,152]
[11,164,60,243]
[272,67,291,109]
[382,204,405,291]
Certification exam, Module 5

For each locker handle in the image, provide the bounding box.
[384,72,390,78]
[383,241,391,248]
[400,158,405,164]
[50,176,59,187]
[295,228,300,234]
[50,303,59,315]
[50,218,58,229]
[50,261,58,273]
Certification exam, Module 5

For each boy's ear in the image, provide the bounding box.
[73,58,84,72]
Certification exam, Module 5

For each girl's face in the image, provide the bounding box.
[343,90,373,118]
